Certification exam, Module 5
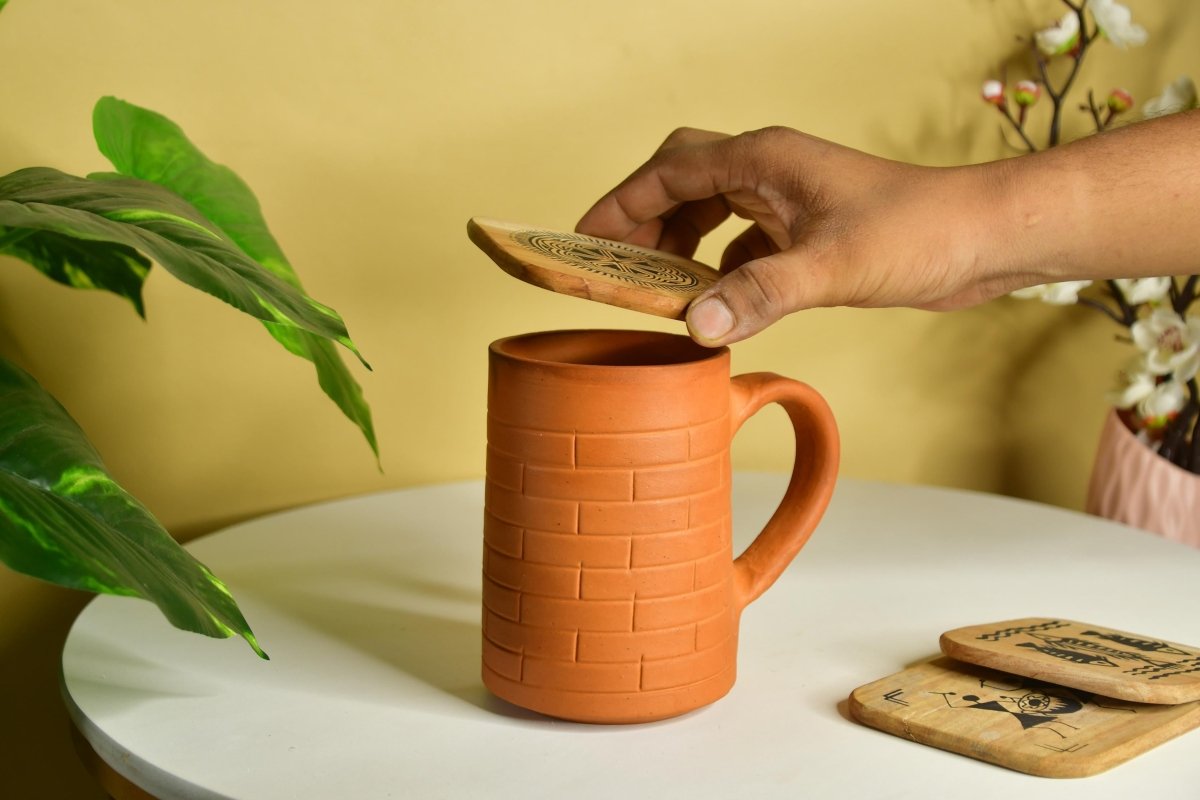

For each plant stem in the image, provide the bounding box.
[1077,296,1127,325]
[1177,275,1198,314]
[1190,400,1200,474]
[1158,402,1196,466]
[1038,3,1094,147]
[1082,90,1117,133]
[1105,280,1137,326]
[1084,89,1104,133]
[1189,380,1200,470]
[997,106,1038,152]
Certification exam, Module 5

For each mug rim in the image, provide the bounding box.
[490,329,728,369]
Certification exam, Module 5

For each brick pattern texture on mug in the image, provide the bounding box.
[482,413,736,705]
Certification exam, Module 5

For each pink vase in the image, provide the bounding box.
[1085,409,1200,546]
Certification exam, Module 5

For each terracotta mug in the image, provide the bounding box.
[482,329,839,723]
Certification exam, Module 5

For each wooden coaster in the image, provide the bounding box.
[849,657,1200,778]
[940,618,1200,705]
[467,217,720,319]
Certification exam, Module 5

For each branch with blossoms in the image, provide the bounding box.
[980,0,1147,151]
[984,0,1200,473]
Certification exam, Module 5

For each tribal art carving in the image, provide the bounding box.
[512,230,711,294]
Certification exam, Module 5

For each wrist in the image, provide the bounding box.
[975,151,1089,288]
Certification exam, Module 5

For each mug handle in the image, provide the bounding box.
[729,373,840,612]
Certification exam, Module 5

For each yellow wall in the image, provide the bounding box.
[1,1,1196,795]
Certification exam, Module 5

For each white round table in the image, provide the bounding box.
[62,475,1200,799]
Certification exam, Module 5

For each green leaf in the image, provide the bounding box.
[92,97,378,459]
[0,355,266,658]
[0,166,367,366]
[0,226,150,316]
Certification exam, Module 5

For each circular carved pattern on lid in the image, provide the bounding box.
[511,229,710,294]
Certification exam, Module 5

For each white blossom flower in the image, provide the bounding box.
[1010,280,1092,305]
[1136,379,1187,428]
[1143,76,1198,118]
[1131,308,1200,375]
[1107,356,1157,409]
[1175,329,1200,382]
[1113,277,1172,305]
[1087,0,1148,49]
[1035,11,1080,56]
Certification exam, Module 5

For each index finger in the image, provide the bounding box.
[576,128,738,243]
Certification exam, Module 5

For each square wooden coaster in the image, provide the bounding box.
[848,657,1200,778]
[940,618,1200,704]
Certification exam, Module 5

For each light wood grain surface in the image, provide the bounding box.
[849,657,1200,779]
[467,217,719,319]
[940,618,1200,705]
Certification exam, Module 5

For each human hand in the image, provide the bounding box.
[576,126,1025,345]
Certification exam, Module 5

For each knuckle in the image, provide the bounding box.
[660,126,731,155]
[742,125,800,148]
[667,125,701,140]
[734,126,803,185]
[661,126,703,150]
[729,259,787,322]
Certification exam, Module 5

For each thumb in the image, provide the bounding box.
[685,252,828,346]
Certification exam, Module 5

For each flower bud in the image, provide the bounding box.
[1013,80,1041,107]
[1107,88,1134,113]
[1136,380,1186,430]
[981,80,1006,107]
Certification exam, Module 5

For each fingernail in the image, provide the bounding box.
[687,296,734,343]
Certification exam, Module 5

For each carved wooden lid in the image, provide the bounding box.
[468,217,719,320]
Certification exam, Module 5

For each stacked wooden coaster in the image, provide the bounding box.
[849,618,1200,778]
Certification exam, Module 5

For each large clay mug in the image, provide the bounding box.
[482,329,839,723]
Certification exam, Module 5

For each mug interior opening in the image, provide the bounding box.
[497,330,722,367]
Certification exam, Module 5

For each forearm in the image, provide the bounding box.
[991,108,1200,284]
[574,118,1200,344]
